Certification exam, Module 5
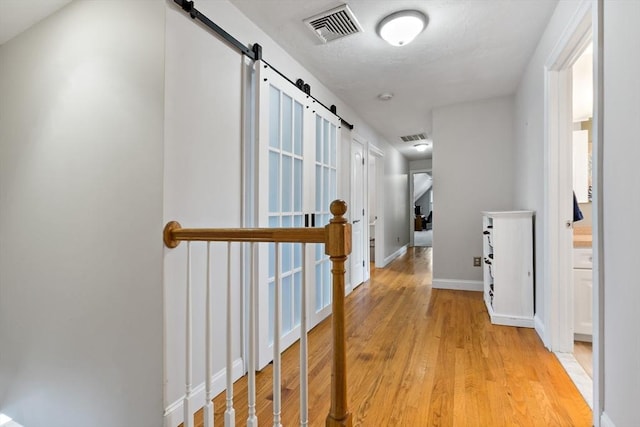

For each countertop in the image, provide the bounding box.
[573,226,592,248]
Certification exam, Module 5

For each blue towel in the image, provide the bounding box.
[573,191,584,222]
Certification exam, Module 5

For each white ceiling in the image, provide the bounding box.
[0,0,72,45]
[229,0,558,160]
[413,172,432,203]
[0,0,558,161]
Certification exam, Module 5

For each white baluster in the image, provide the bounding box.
[299,244,308,427]
[225,242,236,426]
[204,243,214,427]
[184,243,193,427]
[247,242,258,427]
[273,243,282,427]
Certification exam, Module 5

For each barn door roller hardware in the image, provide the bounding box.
[173,0,354,130]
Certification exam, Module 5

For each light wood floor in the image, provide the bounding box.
[574,341,593,378]
[196,247,591,426]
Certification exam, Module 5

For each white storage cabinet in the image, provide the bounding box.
[573,247,593,339]
[482,211,534,327]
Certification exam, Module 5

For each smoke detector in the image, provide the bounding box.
[304,4,363,43]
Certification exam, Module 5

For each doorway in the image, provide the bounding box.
[543,0,599,415]
[409,169,432,248]
[571,41,594,380]
[350,137,367,288]
[368,144,385,269]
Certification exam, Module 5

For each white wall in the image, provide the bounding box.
[432,96,515,285]
[0,2,165,426]
[383,147,410,259]
[602,2,640,425]
[415,189,431,215]
[162,2,245,418]
[513,0,583,330]
[409,158,433,171]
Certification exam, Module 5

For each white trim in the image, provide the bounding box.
[382,244,407,267]
[534,314,546,345]
[368,143,384,158]
[554,351,593,408]
[543,0,592,353]
[164,358,244,427]
[432,279,483,292]
[409,168,432,247]
[484,301,534,328]
[543,2,603,424]
[543,63,575,353]
[368,143,385,269]
[351,134,368,287]
[592,1,605,425]
[545,1,592,69]
[600,412,616,427]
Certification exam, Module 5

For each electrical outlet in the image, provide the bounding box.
[473,257,482,267]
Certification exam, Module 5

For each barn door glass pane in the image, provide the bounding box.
[314,115,338,312]
[268,85,305,344]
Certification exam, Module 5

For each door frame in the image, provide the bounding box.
[368,143,385,268]
[350,135,368,288]
[543,1,604,425]
[408,168,432,247]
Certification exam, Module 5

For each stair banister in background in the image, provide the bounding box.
[163,200,352,427]
[324,201,352,427]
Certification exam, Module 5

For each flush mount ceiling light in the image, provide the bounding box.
[378,92,394,101]
[377,10,428,46]
[414,142,430,152]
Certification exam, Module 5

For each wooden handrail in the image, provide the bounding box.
[163,224,326,247]
[163,200,352,427]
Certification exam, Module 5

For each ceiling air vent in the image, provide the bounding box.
[303,4,363,44]
[400,133,428,142]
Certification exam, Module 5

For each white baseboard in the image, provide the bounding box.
[601,412,615,427]
[534,314,546,346]
[382,245,408,267]
[432,278,483,292]
[164,358,244,427]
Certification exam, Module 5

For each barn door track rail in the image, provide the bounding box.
[173,0,354,130]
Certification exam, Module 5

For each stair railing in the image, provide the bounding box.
[163,200,352,427]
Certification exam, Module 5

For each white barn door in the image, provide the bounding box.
[254,61,339,369]
[308,111,339,328]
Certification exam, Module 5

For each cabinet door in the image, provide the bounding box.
[573,269,593,336]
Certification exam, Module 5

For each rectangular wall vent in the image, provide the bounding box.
[400,133,428,142]
[303,4,363,43]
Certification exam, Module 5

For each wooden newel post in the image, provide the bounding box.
[324,200,353,427]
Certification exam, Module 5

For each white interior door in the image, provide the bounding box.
[255,61,339,369]
[351,140,365,288]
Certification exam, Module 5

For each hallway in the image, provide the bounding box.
[204,247,591,426]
